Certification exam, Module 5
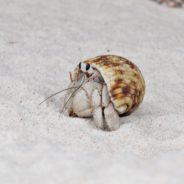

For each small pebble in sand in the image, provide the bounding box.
[153,0,184,7]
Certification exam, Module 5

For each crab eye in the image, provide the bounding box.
[78,62,93,76]
[86,63,90,71]
[78,62,85,72]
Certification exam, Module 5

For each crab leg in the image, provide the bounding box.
[91,87,104,129]
[104,103,120,131]
[91,83,121,131]
[101,85,121,131]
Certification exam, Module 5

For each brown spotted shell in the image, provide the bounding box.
[84,55,145,116]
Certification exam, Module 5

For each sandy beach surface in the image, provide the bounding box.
[0,0,184,183]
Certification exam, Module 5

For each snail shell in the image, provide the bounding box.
[84,55,145,116]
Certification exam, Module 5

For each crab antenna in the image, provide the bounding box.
[61,76,86,112]
[38,86,78,106]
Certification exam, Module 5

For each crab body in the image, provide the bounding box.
[65,55,145,131]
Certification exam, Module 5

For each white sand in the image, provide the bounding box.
[0,0,184,183]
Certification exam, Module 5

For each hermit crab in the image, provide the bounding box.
[40,55,145,131]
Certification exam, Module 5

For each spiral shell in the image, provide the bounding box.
[84,55,145,116]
